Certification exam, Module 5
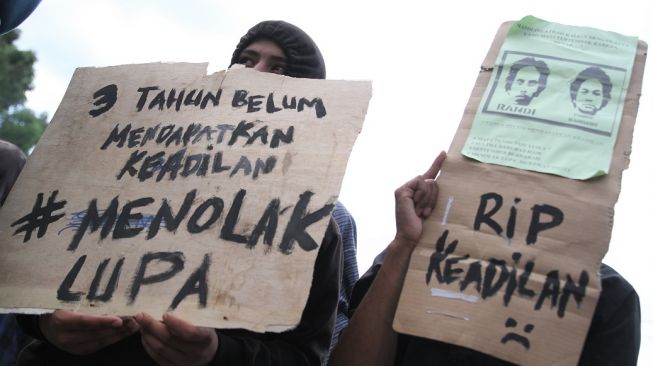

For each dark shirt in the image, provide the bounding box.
[17,218,343,366]
[0,314,33,366]
[350,251,640,366]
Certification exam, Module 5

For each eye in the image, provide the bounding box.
[592,90,602,96]
[271,64,287,75]
[237,56,256,68]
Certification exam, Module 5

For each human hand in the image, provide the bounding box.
[394,151,446,247]
[39,310,139,355]
[135,312,219,366]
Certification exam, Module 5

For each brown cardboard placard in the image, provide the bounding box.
[393,22,646,365]
[0,63,372,331]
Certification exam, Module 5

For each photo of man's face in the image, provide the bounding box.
[504,57,550,106]
[574,79,604,115]
[507,66,541,105]
[570,66,612,116]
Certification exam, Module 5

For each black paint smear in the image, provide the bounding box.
[11,190,67,243]
[506,198,521,240]
[266,92,282,113]
[248,125,269,145]
[526,204,564,245]
[156,148,185,182]
[184,89,202,107]
[252,156,276,179]
[535,270,560,311]
[270,126,293,148]
[138,151,165,181]
[187,197,224,234]
[182,123,202,146]
[460,261,483,293]
[68,196,119,251]
[87,257,125,302]
[557,270,589,318]
[426,230,458,284]
[113,197,154,239]
[89,84,118,117]
[136,86,159,112]
[127,127,145,148]
[101,123,131,150]
[297,97,327,118]
[220,189,248,244]
[518,258,536,298]
[248,198,280,248]
[57,255,87,302]
[117,150,147,180]
[200,89,221,109]
[474,192,504,236]
[230,156,252,177]
[482,259,509,299]
[169,254,211,310]
[279,191,333,253]
[181,153,208,177]
[282,96,296,109]
[232,90,249,108]
[229,121,254,146]
[500,317,534,350]
[211,152,231,173]
[148,190,196,239]
[128,252,184,305]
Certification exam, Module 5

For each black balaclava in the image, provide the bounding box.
[230,20,326,80]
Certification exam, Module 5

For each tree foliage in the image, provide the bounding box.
[0,30,36,110]
[0,109,47,153]
[0,29,47,154]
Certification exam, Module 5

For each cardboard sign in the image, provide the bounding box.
[0,63,372,331]
[394,21,646,365]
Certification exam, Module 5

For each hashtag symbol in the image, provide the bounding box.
[11,190,67,242]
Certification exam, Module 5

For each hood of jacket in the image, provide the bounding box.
[230,20,326,79]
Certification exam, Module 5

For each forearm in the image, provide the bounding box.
[330,237,414,366]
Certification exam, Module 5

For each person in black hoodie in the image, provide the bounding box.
[329,151,640,366]
[18,21,350,366]
[228,21,360,365]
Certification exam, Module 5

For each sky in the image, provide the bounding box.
[12,0,653,363]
